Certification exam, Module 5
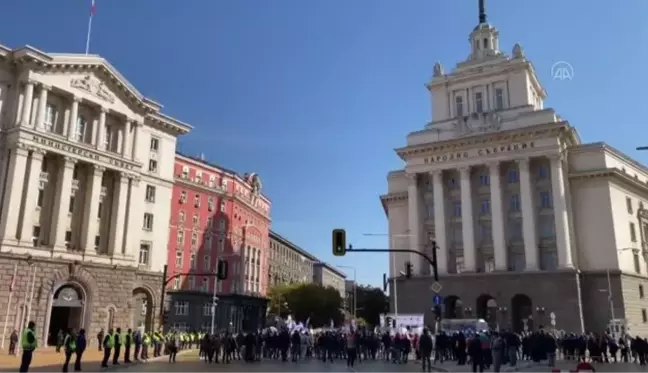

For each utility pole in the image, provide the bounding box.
[210,275,219,334]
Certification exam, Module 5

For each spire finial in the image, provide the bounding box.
[478,0,487,24]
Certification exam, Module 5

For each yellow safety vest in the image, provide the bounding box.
[21,329,37,350]
[104,334,114,348]
[64,334,76,351]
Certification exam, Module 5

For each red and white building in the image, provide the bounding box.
[166,153,271,298]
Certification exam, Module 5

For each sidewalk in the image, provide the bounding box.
[0,347,196,372]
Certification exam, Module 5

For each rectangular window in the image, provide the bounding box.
[173,277,180,290]
[220,201,226,212]
[204,255,211,271]
[143,213,154,231]
[538,166,549,180]
[145,185,156,202]
[208,197,214,211]
[194,194,201,207]
[75,115,86,142]
[539,191,552,209]
[540,251,558,270]
[44,104,57,131]
[480,199,490,215]
[148,159,158,173]
[509,221,522,241]
[32,226,40,247]
[180,191,187,203]
[203,303,213,316]
[174,301,189,316]
[627,197,633,214]
[455,96,464,117]
[97,202,102,218]
[479,174,489,186]
[94,235,100,251]
[68,196,75,213]
[175,250,183,267]
[454,201,462,217]
[65,230,72,243]
[138,243,150,265]
[495,88,504,110]
[509,194,521,212]
[176,230,184,245]
[427,203,435,218]
[633,252,641,274]
[150,137,159,152]
[475,92,483,113]
[37,190,44,208]
[508,169,519,184]
[630,222,637,242]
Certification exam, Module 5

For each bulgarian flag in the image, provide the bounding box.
[90,0,97,16]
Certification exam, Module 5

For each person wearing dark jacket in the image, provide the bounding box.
[124,329,132,363]
[467,334,484,373]
[74,329,86,372]
[419,328,433,372]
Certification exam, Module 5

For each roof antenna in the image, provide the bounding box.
[478,0,487,24]
[199,152,205,161]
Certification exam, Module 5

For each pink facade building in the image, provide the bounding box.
[165,152,271,331]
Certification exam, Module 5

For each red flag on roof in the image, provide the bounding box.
[90,0,97,16]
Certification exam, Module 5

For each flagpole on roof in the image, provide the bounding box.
[85,0,97,55]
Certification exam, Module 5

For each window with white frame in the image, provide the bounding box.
[203,302,213,316]
[194,194,201,207]
[148,159,158,173]
[201,277,208,292]
[455,95,464,117]
[219,219,226,231]
[44,104,57,132]
[176,230,184,245]
[138,243,150,266]
[174,301,189,316]
[75,115,87,141]
[208,197,214,211]
[145,185,156,202]
[180,191,187,203]
[191,231,198,247]
[192,214,199,226]
[143,213,154,231]
[495,88,504,110]
[181,166,189,178]
[188,276,195,289]
[175,250,183,267]
[204,255,211,271]
[178,211,185,223]
[475,92,484,113]
[104,126,112,150]
[209,175,215,187]
[206,217,213,229]
[190,253,197,270]
[218,239,224,253]
[195,171,202,184]
[220,201,226,212]
[173,277,180,290]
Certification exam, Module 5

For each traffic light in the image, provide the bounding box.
[332,229,346,256]
[217,259,228,280]
[405,261,413,278]
[382,273,387,292]
[433,305,442,320]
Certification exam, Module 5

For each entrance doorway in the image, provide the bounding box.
[47,285,84,345]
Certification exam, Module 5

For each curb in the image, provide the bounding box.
[108,349,196,371]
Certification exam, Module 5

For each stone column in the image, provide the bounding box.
[459,166,476,271]
[406,173,422,274]
[131,122,140,161]
[550,154,574,268]
[431,170,448,275]
[19,151,45,242]
[62,108,70,137]
[20,81,34,127]
[116,128,123,156]
[36,85,49,131]
[0,147,29,243]
[51,157,76,248]
[96,108,106,150]
[122,120,132,158]
[80,166,104,253]
[517,158,539,270]
[488,161,507,270]
[108,173,130,256]
[67,97,80,141]
[124,178,141,258]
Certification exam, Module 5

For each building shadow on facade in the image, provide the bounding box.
[164,171,267,334]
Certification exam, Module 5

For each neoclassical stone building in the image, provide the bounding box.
[0,44,190,344]
[381,4,648,335]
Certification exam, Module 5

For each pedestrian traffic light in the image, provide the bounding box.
[332,229,346,256]
[405,261,413,278]
[217,259,228,280]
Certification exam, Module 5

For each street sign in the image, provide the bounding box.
[433,294,443,306]
[430,281,443,294]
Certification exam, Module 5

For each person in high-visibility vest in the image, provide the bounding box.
[100,328,114,368]
[19,321,37,373]
[61,328,77,372]
[112,327,122,365]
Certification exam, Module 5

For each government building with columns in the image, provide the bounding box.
[0,44,191,345]
[381,4,648,336]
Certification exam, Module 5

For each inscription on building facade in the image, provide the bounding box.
[31,135,135,171]
[424,142,535,164]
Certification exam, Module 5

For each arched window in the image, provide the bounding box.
[107,308,115,330]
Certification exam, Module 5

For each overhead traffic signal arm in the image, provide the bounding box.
[347,246,439,282]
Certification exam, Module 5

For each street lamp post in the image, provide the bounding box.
[210,275,219,335]
[601,247,635,325]
[337,265,357,319]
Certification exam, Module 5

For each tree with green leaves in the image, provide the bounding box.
[267,283,344,327]
[355,285,389,327]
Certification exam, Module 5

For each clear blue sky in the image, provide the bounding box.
[2,1,647,286]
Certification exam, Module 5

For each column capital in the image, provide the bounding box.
[458,165,471,175]
[31,149,46,160]
[428,169,443,177]
[13,146,30,158]
[72,95,82,103]
[99,106,108,114]
[487,161,500,170]
[405,172,418,184]
[63,156,78,165]
[515,157,530,169]
[24,79,37,86]
[93,165,106,174]
[548,153,564,164]
[39,83,51,90]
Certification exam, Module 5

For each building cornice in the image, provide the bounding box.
[395,121,570,161]
[569,168,648,195]
[571,142,648,180]
[379,191,408,215]
[3,44,191,136]
[314,262,347,279]
[269,230,319,262]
